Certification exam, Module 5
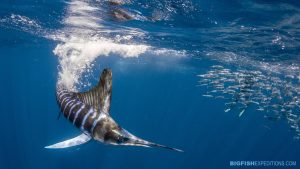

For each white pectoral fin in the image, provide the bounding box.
[45,133,91,149]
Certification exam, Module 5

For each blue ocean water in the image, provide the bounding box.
[1,0,300,169]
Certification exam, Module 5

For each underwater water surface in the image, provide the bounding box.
[1,0,300,169]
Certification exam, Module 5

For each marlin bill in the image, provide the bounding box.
[46,69,183,152]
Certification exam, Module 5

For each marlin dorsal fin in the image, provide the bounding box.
[76,69,112,114]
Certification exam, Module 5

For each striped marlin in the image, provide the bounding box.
[45,68,183,152]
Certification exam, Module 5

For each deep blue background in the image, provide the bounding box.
[1,0,300,169]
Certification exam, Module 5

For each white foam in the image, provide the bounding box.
[64,1,102,29]
[51,0,153,90]
[68,1,99,13]
[10,14,41,28]
[64,16,102,28]
[0,14,42,35]
[54,34,150,90]
[152,48,186,58]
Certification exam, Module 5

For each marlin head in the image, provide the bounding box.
[97,125,183,152]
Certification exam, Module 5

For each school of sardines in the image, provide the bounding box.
[197,65,300,140]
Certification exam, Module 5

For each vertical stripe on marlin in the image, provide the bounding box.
[91,92,94,105]
[63,100,76,117]
[68,103,83,122]
[91,113,106,134]
[80,108,94,132]
[83,95,87,105]
[62,99,73,112]
[58,93,70,101]
[56,90,66,98]
[60,97,71,112]
[83,111,97,133]
[60,97,73,112]
[87,93,91,105]
[74,106,89,128]
[73,105,86,125]
[84,94,88,105]
[58,96,71,109]
[67,101,82,119]
[60,95,70,103]
[95,91,99,106]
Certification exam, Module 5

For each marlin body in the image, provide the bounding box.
[46,69,182,152]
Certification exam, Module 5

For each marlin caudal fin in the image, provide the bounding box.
[76,69,112,114]
[45,133,91,149]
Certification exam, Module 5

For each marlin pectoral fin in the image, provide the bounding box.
[45,133,91,149]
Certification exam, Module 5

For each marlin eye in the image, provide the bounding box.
[116,136,129,143]
[116,137,123,143]
[123,137,129,142]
